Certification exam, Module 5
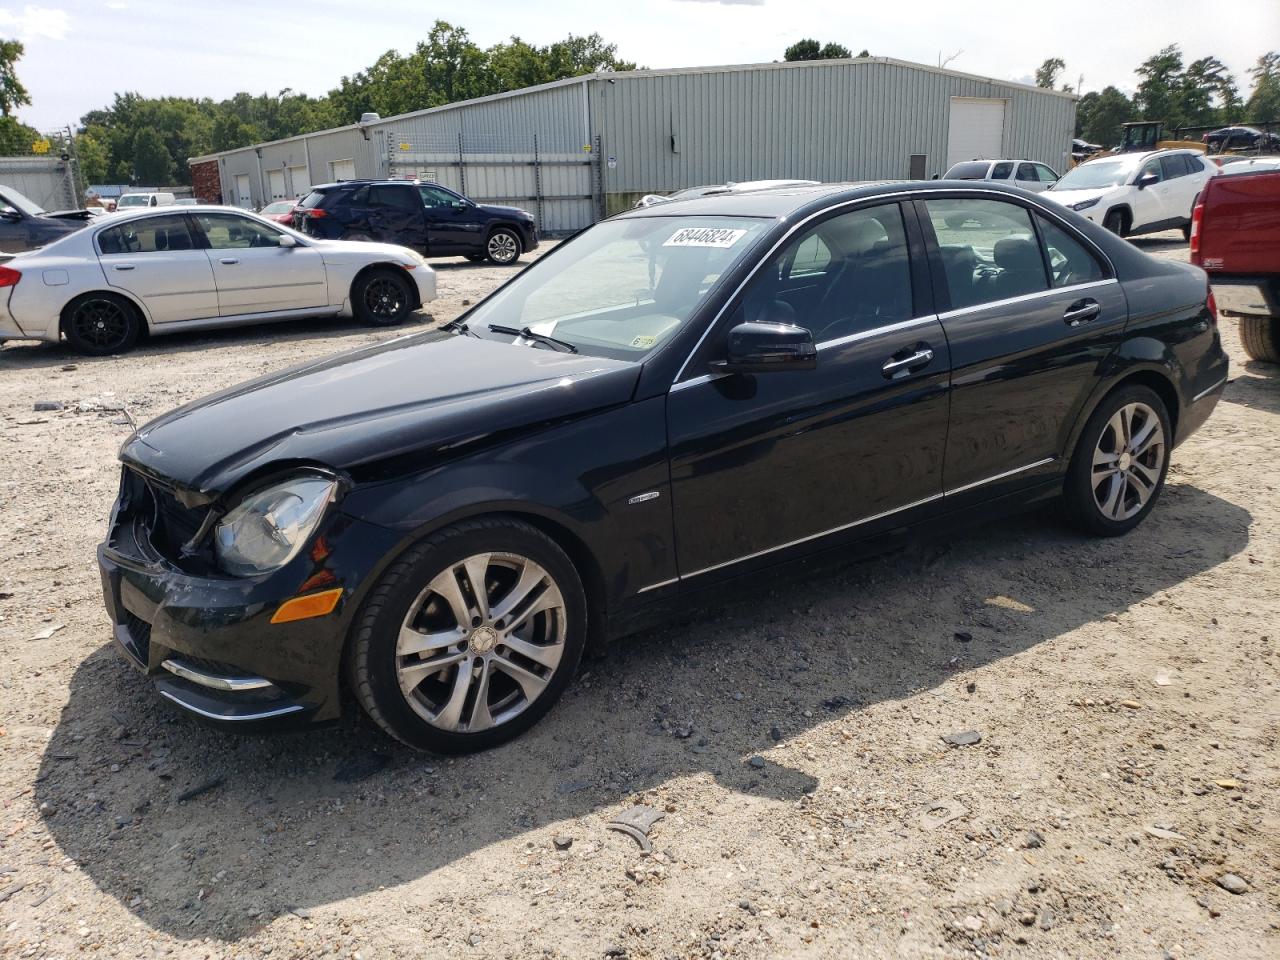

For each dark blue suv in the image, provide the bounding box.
[293,180,538,265]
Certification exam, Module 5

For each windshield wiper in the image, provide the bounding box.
[443,319,480,338]
[487,324,578,354]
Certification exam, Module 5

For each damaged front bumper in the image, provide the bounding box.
[97,467,401,728]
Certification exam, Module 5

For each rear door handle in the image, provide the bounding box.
[881,344,934,379]
[112,264,135,271]
[219,257,239,265]
[1064,299,1101,326]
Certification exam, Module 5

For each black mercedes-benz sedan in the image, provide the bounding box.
[98,181,1228,752]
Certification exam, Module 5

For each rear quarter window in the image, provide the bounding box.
[945,162,992,180]
[298,191,330,208]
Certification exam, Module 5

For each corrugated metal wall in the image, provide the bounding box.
[193,60,1074,229]
[591,60,1075,201]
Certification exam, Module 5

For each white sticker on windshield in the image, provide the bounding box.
[663,227,747,249]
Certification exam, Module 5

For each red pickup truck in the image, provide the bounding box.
[1190,170,1280,361]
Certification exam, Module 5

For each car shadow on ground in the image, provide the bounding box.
[0,311,440,372]
[34,485,1250,943]
[1221,355,1279,414]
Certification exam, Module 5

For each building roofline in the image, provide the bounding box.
[188,56,1075,164]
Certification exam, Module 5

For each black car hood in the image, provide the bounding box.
[121,332,640,503]
[476,203,532,219]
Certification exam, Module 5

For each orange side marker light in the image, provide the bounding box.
[270,587,344,624]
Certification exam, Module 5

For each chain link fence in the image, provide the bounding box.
[0,125,85,211]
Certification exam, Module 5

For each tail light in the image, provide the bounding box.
[0,265,21,288]
[303,208,327,218]
[1206,287,1217,325]
[1189,201,1203,261]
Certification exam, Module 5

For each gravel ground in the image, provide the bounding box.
[0,234,1276,960]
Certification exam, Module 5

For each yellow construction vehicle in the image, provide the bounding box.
[1115,121,1207,154]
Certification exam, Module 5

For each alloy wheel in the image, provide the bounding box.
[487,231,518,264]
[363,276,406,319]
[69,298,132,352]
[395,552,566,733]
[1091,401,1166,522]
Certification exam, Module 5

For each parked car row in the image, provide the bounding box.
[94,179,1228,752]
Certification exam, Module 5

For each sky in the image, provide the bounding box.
[6,0,1279,132]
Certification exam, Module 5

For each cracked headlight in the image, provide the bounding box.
[214,476,337,577]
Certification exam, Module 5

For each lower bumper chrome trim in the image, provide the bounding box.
[161,657,273,692]
[1191,375,1228,404]
[159,689,305,722]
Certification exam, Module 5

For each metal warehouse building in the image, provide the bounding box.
[189,57,1076,235]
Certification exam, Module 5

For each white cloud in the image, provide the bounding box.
[674,0,766,5]
[0,5,70,41]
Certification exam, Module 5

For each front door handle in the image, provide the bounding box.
[1064,298,1101,326]
[112,264,135,271]
[881,344,934,379]
[219,257,239,265]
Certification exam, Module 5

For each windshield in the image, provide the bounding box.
[0,187,45,216]
[463,215,770,361]
[1052,161,1132,191]
[117,195,150,207]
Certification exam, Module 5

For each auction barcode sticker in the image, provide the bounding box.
[664,227,747,248]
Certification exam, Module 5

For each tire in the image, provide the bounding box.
[485,227,522,265]
[351,269,414,327]
[1239,315,1280,363]
[347,517,588,753]
[62,293,142,356]
[1103,209,1128,237]
[1181,223,1192,241]
[465,254,487,264]
[1063,384,1172,537]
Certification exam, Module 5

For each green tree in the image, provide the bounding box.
[1081,86,1132,147]
[76,127,109,184]
[1134,45,1185,126]
[0,38,30,117]
[0,115,39,154]
[1245,51,1280,120]
[1035,57,1065,89]
[783,39,851,61]
[131,127,173,184]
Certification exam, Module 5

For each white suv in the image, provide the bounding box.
[942,159,1061,192]
[1045,149,1217,239]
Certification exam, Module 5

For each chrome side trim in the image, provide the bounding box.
[943,457,1056,496]
[161,657,274,692]
[627,491,662,505]
[636,576,680,594]
[652,457,1059,590]
[815,314,939,351]
[1191,375,1228,403]
[670,187,1117,386]
[682,492,945,580]
[670,371,729,393]
[158,689,305,722]
[936,279,1119,322]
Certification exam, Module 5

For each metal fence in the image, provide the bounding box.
[383,132,600,236]
[0,126,85,210]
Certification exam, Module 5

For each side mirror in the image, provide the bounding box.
[710,321,817,374]
[1136,172,1159,190]
[276,234,298,248]
[452,200,470,210]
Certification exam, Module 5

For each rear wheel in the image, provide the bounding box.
[352,269,414,327]
[62,293,142,356]
[1063,385,1171,536]
[1239,315,1280,363]
[1103,209,1128,237]
[347,518,587,753]
[485,227,522,265]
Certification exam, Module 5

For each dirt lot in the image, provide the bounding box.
[1,235,1277,960]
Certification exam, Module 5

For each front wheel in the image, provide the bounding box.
[485,227,522,265]
[1239,315,1280,363]
[352,269,414,327]
[62,293,142,355]
[347,518,587,753]
[1063,385,1171,536]
[1103,209,1128,237]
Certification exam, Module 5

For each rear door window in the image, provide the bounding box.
[945,161,992,180]
[1035,215,1105,288]
[1159,154,1190,180]
[97,215,198,255]
[991,162,1014,180]
[369,185,420,210]
[923,197,1048,310]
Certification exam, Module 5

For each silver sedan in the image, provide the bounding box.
[0,206,436,355]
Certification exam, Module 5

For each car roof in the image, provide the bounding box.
[1078,148,1199,168]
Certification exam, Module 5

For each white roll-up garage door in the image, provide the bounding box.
[330,158,355,181]
[287,163,310,198]
[267,168,286,202]
[234,173,252,209]
[947,98,1007,167]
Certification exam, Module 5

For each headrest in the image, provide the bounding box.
[994,237,1041,272]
